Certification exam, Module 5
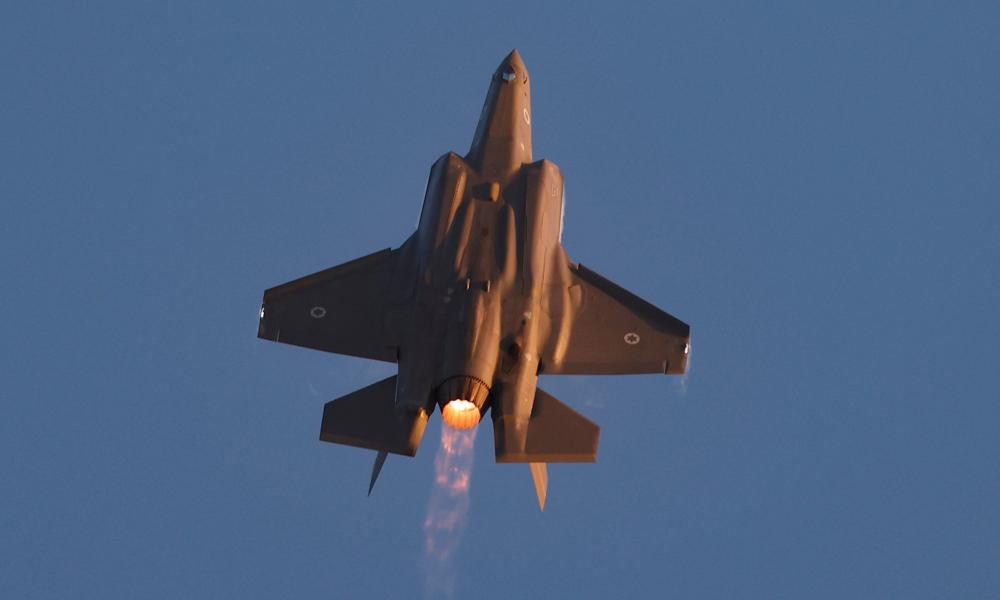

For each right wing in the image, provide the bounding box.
[257,248,400,362]
[542,264,691,375]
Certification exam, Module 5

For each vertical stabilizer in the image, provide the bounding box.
[368,451,388,496]
[530,462,548,511]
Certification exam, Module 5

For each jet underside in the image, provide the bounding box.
[257,50,690,509]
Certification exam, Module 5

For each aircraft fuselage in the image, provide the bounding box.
[257,50,690,507]
[393,51,573,458]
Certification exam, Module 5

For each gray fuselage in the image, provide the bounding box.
[389,51,573,456]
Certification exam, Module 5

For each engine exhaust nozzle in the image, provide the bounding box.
[437,376,490,430]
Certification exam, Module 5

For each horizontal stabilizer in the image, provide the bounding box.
[494,387,600,463]
[320,376,428,457]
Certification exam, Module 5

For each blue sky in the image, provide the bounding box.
[2,2,998,598]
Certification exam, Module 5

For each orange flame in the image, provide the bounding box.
[441,399,481,430]
[422,425,477,597]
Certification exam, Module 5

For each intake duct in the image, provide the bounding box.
[437,375,491,430]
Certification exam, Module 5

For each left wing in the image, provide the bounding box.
[257,248,399,362]
[541,264,690,375]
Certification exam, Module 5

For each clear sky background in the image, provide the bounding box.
[3,2,998,598]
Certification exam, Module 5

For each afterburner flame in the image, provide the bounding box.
[422,425,477,598]
[441,399,480,430]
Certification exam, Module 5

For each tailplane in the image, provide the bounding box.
[493,387,600,463]
[320,376,429,457]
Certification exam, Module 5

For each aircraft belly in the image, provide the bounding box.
[259,50,691,509]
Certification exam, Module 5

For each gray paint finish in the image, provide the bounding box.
[257,51,690,505]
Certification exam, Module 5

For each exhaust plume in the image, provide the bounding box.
[422,425,478,598]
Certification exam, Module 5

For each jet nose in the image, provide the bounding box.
[502,49,525,70]
[496,49,527,83]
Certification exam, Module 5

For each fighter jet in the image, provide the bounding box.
[257,50,690,509]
